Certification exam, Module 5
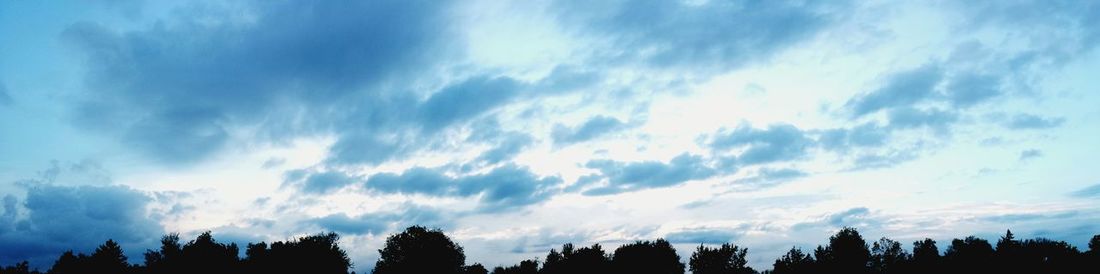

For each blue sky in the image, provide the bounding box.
[2,0,1100,270]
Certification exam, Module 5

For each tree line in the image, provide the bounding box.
[2,226,1099,274]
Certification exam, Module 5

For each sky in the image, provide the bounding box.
[1,0,1100,271]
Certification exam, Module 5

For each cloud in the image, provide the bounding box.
[363,165,562,211]
[818,123,889,152]
[792,207,883,231]
[845,65,943,117]
[981,211,1078,223]
[417,76,523,133]
[466,120,536,165]
[582,153,716,195]
[944,73,1002,108]
[735,168,808,187]
[552,115,627,146]
[884,107,958,130]
[284,170,362,195]
[1070,183,1100,198]
[62,1,456,165]
[306,204,448,236]
[1004,113,1065,130]
[0,184,162,266]
[1019,149,1042,160]
[555,0,847,70]
[665,227,744,244]
[476,133,534,165]
[708,124,813,166]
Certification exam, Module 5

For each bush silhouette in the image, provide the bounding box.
[491,260,537,274]
[770,247,814,274]
[540,243,611,274]
[464,263,489,274]
[689,243,754,274]
[373,226,465,274]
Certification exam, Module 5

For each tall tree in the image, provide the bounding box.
[144,233,183,274]
[870,237,909,274]
[180,232,240,273]
[689,243,755,274]
[46,251,87,274]
[814,227,870,274]
[910,238,939,274]
[612,239,684,274]
[89,239,129,274]
[943,236,993,274]
[373,226,466,274]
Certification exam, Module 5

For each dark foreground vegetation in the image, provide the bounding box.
[2,226,1099,274]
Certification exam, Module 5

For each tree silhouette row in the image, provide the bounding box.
[2,226,1099,274]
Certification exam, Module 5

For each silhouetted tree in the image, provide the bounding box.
[869,237,909,274]
[612,239,684,274]
[689,243,755,274]
[464,263,489,274]
[373,226,465,274]
[89,239,129,274]
[0,261,39,274]
[771,247,814,274]
[910,238,939,274]
[992,230,1021,274]
[178,232,240,274]
[491,260,538,274]
[46,251,87,274]
[943,236,993,274]
[539,243,611,274]
[1018,238,1081,273]
[1090,234,1100,255]
[244,232,351,274]
[814,227,870,274]
[143,234,182,274]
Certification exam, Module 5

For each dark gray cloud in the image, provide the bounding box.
[555,0,848,70]
[363,165,562,211]
[582,153,715,195]
[1070,183,1100,198]
[708,124,813,166]
[665,227,744,244]
[1004,113,1065,130]
[0,184,162,267]
[552,115,627,146]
